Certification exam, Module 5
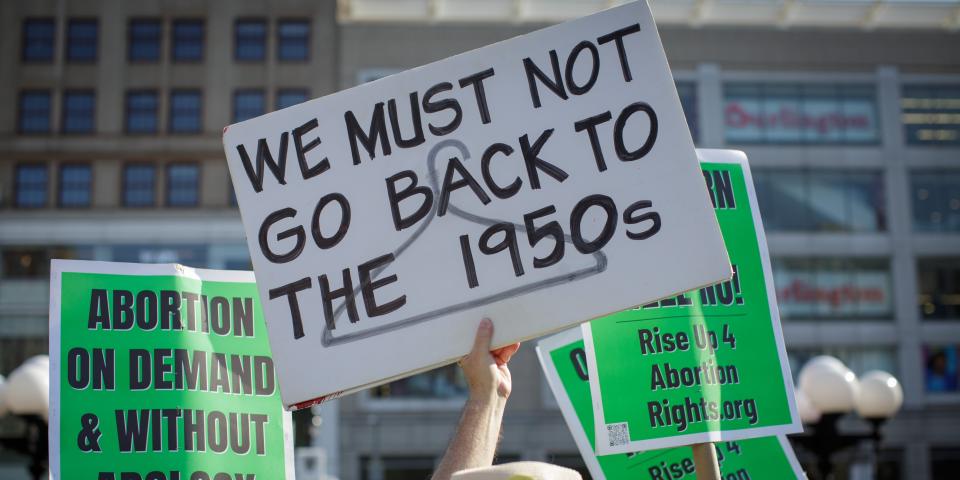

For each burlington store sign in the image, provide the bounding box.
[774,270,891,318]
[724,96,879,143]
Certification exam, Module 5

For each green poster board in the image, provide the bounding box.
[583,150,801,454]
[50,260,294,480]
[537,328,806,479]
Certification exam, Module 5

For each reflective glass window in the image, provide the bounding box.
[67,19,98,62]
[18,90,51,134]
[125,90,158,133]
[58,164,92,207]
[169,90,202,133]
[128,19,161,61]
[166,163,199,207]
[235,19,266,61]
[172,19,203,61]
[62,90,95,134]
[14,164,48,208]
[912,170,960,232]
[902,84,960,146]
[22,18,55,62]
[753,169,886,232]
[123,164,156,207]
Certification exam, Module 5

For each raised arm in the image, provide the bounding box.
[432,318,521,480]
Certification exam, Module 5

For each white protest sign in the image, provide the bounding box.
[222,0,730,409]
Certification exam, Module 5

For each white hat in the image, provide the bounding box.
[452,461,582,480]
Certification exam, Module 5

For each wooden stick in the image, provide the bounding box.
[691,443,722,480]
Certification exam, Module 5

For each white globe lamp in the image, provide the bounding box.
[798,355,859,414]
[855,370,904,420]
[5,355,49,419]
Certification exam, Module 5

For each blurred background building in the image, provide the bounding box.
[0,0,958,479]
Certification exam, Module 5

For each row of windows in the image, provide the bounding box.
[19,90,96,134]
[12,163,200,208]
[17,88,309,134]
[22,17,311,63]
[7,158,959,236]
[22,18,96,62]
[17,79,957,148]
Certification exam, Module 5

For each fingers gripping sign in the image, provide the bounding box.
[460,318,521,400]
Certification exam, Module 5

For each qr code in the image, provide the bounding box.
[607,422,630,447]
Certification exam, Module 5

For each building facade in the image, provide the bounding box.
[1,1,958,479]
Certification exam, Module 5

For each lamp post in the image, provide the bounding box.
[0,356,50,480]
[791,356,903,480]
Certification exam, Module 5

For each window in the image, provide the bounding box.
[172,19,203,61]
[932,447,960,479]
[125,90,158,133]
[918,258,960,320]
[166,163,199,207]
[58,164,92,207]
[18,90,52,134]
[62,90,95,134]
[924,346,959,393]
[3,248,50,278]
[122,164,156,207]
[902,85,960,146]
[276,88,309,110]
[66,19,98,62]
[277,19,309,61]
[724,83,879,145]
[169,89,202,133]
[912,170,960,232]
[369,364,468,400]
[14,164,48,208]
[235,19,266,61]
[2,246,92,279]
[753,169,886,232]
[128,19,161,62]
[676,81,698,144]
[361,456,434,480]
[112,244,207,266]
[233,89,265,123]
[22,18,55,62]
[772,258,892,320]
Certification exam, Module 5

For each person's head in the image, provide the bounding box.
[452,462,582,480]
[928,351,948,374]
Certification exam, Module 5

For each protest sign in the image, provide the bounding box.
[537,327,806,480]
[50,260,294,480]
[583,149,802,454]
[222,0,730,409]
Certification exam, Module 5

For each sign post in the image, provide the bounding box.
[49,260,295,480]
[583,149,802,454]
[691,444,721,480]
[223,0,730,408]
[536,327,807,480]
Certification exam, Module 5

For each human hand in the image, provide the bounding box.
[460,318,521,400]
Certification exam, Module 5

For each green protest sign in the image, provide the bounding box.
[583,150,801,454]
[536,328,806,480]
[50,260,294,480]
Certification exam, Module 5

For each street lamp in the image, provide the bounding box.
[0,355,50,480]
[792,355,903,480]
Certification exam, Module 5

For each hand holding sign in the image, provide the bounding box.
[461,319,521,399]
